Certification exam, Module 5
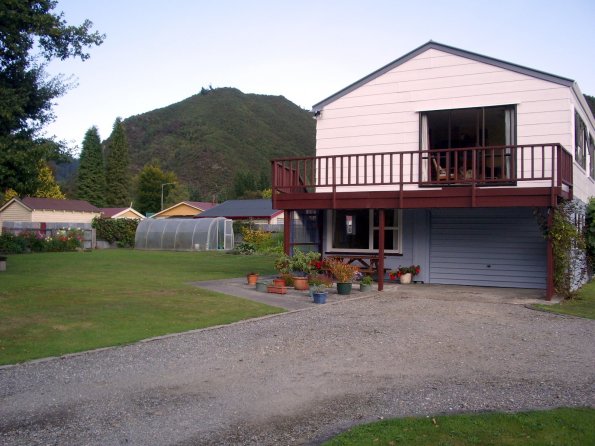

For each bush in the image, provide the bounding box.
[92,217,138,248]
[0,228,83,254]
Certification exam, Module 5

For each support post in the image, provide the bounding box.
[283,210,291,255]
[378,209,385,291]
[546,209,554,300]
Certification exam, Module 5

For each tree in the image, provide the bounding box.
[104,118,130,207]
[134,161,185,215]
[0,1,104,196]
[76,126,105,206]
[34,163,65,198]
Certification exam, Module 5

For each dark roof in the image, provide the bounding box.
[21,197,100,213]
[100,207,127,217]
[313,41,576,111]
[195,199,282,219]
[185,201,217,211]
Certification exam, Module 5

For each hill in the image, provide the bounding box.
[120,87,315,200]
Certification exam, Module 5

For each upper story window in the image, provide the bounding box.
[327,209,402,254]
[590,134,595,179]
[575,112,587,170]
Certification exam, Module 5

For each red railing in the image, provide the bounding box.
[272,143,573,196]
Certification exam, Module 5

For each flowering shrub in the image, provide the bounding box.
[389,265,420,280]
[326,259,359,283]
[0,228,84,254]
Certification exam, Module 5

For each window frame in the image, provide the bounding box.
[325,209,402,254]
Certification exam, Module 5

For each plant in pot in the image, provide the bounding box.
[246,272,259,285]
[389,265,420,284]
[290,250,321,290]
[308,274,333,298]
[273,254,291,286]
[327,259,359,295]
[359,274,373,292]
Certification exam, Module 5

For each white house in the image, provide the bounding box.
[271,42,595,298]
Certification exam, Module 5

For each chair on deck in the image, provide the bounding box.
[432,157,453,181]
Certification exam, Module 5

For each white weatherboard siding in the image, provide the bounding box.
[31,210,101,223]
[0,202,33,222]
[316,48,581,192]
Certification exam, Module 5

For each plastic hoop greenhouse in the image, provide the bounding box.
[134,218,234,251]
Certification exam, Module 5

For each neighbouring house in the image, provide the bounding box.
[195,199,285,228]
[152,201,216,219]
[0,197,102,224]
[100,207,145,220]
[271,41,595,298]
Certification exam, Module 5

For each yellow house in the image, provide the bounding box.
[0,197,102,224]
[100,207,145,220]
[152,201,216,219]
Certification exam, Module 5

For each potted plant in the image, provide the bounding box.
[273,254,291,286]
[359,274,373,292]
[255,280,268,292]
[312,285,328,304]
[389,265,420,284]
[246,272,259,285]
[308,274,333,297]
[290,250,321,290]
[327,259,359,295]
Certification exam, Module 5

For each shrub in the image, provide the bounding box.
[0,228,83,254]
[92,217,138,248]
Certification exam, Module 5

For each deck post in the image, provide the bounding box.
[378,209,385,291]
[283,210,291,255]
[546,209,554,300]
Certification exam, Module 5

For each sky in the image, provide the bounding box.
[44,0,595,154]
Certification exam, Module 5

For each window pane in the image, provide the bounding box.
[333,210,369,249]
[373,210,395,227]
[450,108,478,148]
[484,106,507,146]
[373,230,395,250]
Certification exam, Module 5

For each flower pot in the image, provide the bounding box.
[360,283,372,292]
[273,278,286,287]
[293,276,309,290]
[312,291,327,304]
[247,273,259,285]
[255,281,268,292]
[336,282,352,295]
[399,273,412,284]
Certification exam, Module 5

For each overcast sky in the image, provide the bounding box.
[44,0,595,154]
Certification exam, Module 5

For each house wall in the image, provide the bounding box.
[31,210,101,223]
[0,201,33,223]
[156,204,202,218]
[316,48,592,195]
[569,91,595,204]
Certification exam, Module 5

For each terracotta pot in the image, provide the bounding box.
[273,278,286,287]
[247,273,259,285]
[293,276,309,290]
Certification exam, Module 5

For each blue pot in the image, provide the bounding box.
[312,292,327,304]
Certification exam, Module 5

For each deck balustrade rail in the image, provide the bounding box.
[272,144,573,196]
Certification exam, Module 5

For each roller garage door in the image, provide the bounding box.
[429,208,546,288]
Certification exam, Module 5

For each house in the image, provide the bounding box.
[195,199,285,227]
[271,41,595,299]
[152,201,216,219]
[101,207,145,220]
[0,197,102,224]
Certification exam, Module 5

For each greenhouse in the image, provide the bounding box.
[134,217,234,251]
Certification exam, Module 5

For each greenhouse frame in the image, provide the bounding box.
[134,217,234,251]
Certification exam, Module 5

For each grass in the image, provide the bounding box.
[323,407,595,446]
[533,280,595,319]
[0,250,282,365]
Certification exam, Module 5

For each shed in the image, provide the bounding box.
[134,217,234,251]
[101,207,145,220]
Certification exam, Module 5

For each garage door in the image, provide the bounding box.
[430,208,546,288]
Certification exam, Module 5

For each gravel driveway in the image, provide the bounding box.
[1,289,594,445]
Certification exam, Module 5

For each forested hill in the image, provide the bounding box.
[121,87,315,199]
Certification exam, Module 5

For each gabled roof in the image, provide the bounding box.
[100,207,145,219]
[195,199,283,219]
[0,197,100,213]
[152,201,217,218]
[313,40,577,111]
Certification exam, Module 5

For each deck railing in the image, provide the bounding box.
[272,143,573,196]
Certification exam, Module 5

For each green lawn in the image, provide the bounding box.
[324,407,595,446]
[0,250,282,365]
[534,281,595,319]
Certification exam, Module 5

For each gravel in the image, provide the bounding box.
[0,290,594,445]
